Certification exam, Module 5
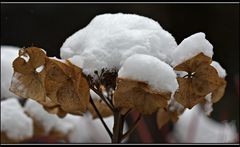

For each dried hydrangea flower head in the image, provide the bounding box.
[10,47,90,118]
[171,33,227,109]
[8,13,228,143]
[173,53,224,108]
[114,54,178,114]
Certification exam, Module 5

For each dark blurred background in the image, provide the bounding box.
[1,3,239,143]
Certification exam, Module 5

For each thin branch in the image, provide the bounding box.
[106,96,113,106]
[91,86,113,110]
[89,96,113,138]
[90,87,114,111]
[103,89,114,107]
[123,109,132,119]
[121,114,142,142]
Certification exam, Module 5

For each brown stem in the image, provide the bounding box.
[106,94,113,106]
[89,96,113,138]
[90,87,114,111]
[112,109,124,143]
[123,109,132,119]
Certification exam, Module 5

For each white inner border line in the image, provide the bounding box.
[1,2,240,4]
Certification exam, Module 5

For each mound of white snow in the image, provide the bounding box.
[1,98,33,141]
[1,46,19,99]
[118,54,178,93]
[171,32,213,67]
[210,61,227,78]
[173,105,238,143]
[60,13,177,76]
[24,99,75,135]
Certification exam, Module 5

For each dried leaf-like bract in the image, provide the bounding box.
[156,108,178,129]
[44,58,90,114]
[113,78,171,114]
[211,78,227,103]
[156,101,185,129]
[174,53,226,108]
[10,47,46,102]
[10,47,90,117]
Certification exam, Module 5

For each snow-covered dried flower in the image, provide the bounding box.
[114,54,178,114]
[173,53,225,109]
[10,47,90,117]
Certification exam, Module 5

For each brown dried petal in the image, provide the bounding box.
[156,108,180,129]
[88,99,113,119]
[156,108,170,129]
[193,63,223,96]
[174,53,224,109]
[22,47,46,69]
[43,104,83,118]
[42,96,83,117]
[10,46,90,116]
[211,78,227,103]
[10,47,47,102]
[13,47,46,74]
[113,78,170,114]
[10,72,46,102]
[44,58,90,113]
[174,53,212,72]
[67,61,90,112]
[68,110,84,116]
[56,81,86,112]
[12,57,34,74]
[170,111,179,123]
[43,105,67,118]
[174,77,205,109]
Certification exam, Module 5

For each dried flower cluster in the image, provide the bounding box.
[10,47,89,118]
[173,53,226,108]
[9,46,227,143]
[156,53,226,128]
